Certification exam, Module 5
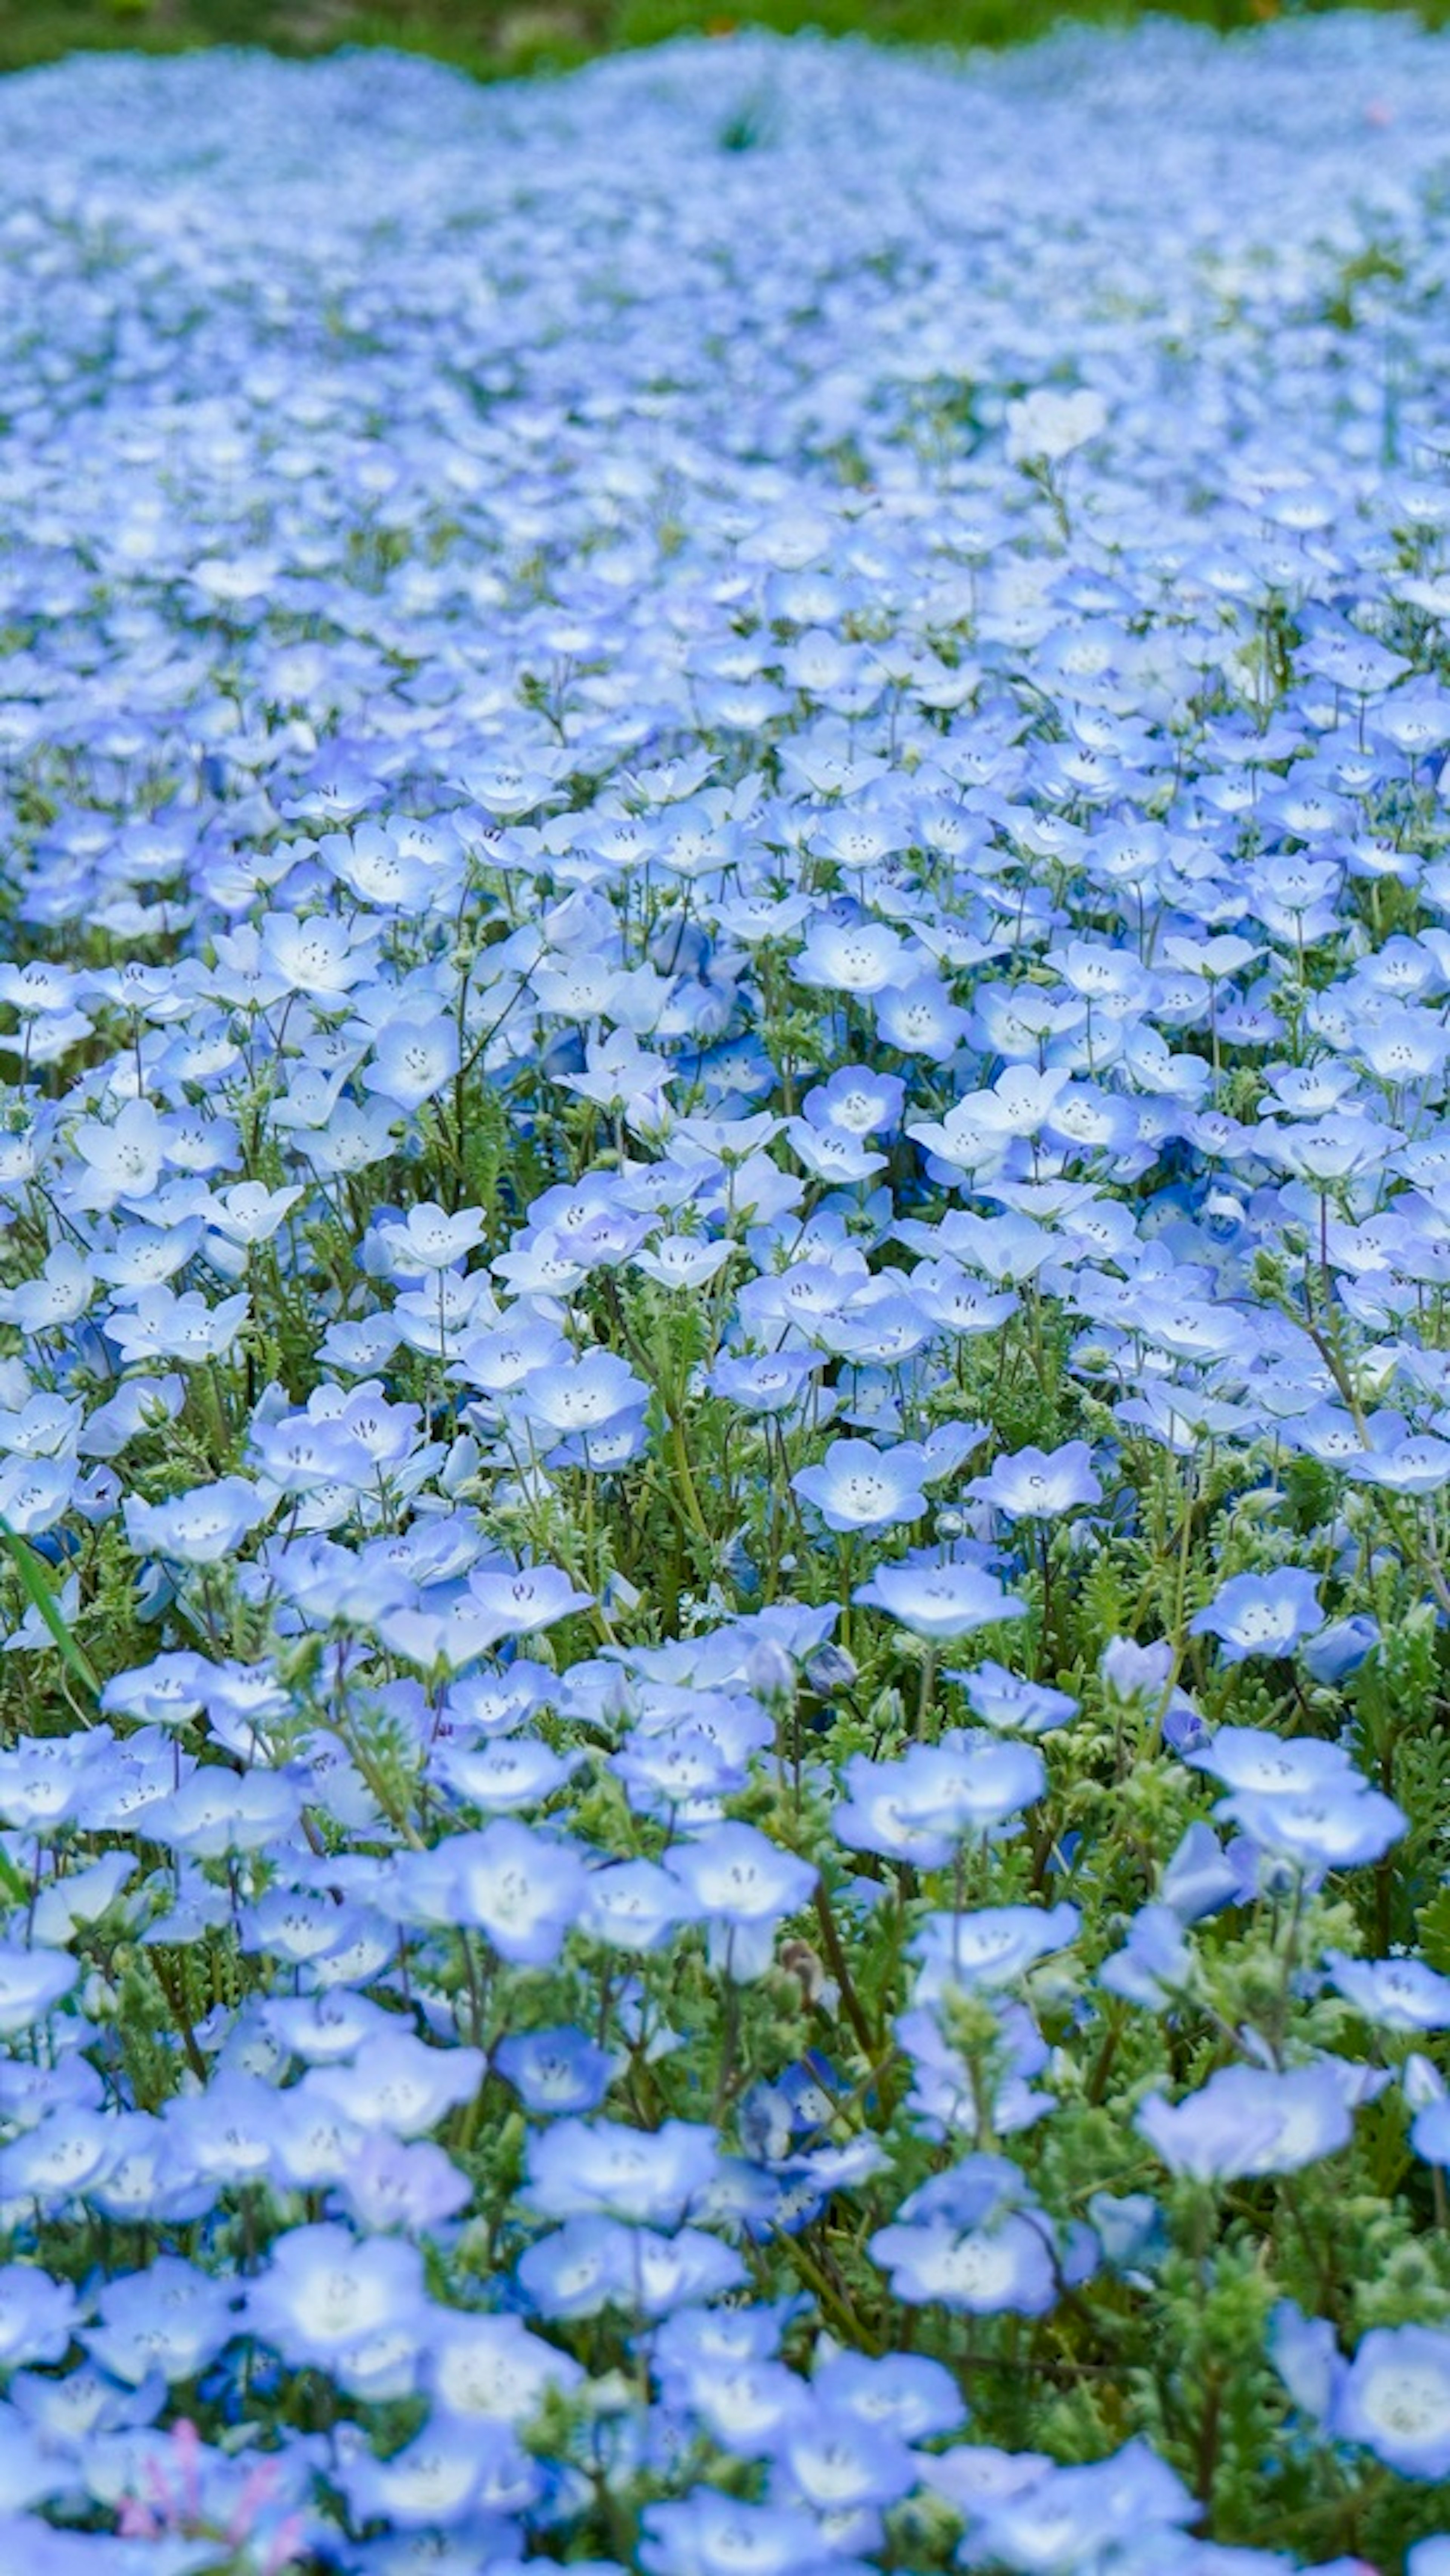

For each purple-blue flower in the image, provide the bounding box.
[792,1438,930,1535]
[969,1440,1103,1521]
[1190,1568,1327,1663]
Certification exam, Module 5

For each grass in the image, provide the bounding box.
[0,0,1448,85]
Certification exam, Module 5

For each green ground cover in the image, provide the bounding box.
[0,0,1447,85]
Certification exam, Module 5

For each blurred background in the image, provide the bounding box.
[0,0,1441,89]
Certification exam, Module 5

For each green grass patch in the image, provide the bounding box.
[2,0,1449,86]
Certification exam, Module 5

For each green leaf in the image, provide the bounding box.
[1418,1886,1450,1977]
[0,1518,99,1701]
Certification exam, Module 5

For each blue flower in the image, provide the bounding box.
[852,1553,1024,1640]
[494,2025,616,2116]
[1099,1904,1194,2012]
[969,1440,1103,1521]
[868,2158,1074,2316]
[1330,2324,1450,2480]
[1220,1784,1407,1877]
[640,2492,822,2576]
[663,1824,816,1981]
[1325,1947,1450,2031]
[243,2224,429,2397]
[1190,1568,1327,1663]
[953,1660,1078,1736]
[1301,1613,1380,1684]
[1136,2064,1355,2182]
[791,1437,930,1535]
[524,2118,719,2226]
[911,1903,1080,1997]
[835,1737,1045,1869]
[444,1821,589,1965]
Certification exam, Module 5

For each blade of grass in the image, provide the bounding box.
[0,1518,100,1703]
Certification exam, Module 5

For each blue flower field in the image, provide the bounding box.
[4,13,1450,2570]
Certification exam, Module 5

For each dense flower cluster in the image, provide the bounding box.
[1,11,1450,2569]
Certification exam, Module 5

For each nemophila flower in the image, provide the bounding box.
[494,2025,615,2116]
[244,2224,428,2385]
[516,2216,744,2323]
[0,1948,78,2036]
[441,1821,587,1965]
[911,1904,1080,1999]
[124,1473,270,1570]
[954,1662,1078,1736]
[156,1768,300,1858]
[897,1997,1055,2144]
[812,2346,964,2442]
[785,1117,887,1185]
[1006,384,1109,465]
[1410,2095,1450,2169]
[373,1201,488,1276]
[0,2107,117,2208]
[868,2159,1063,2315]
[335,2415,538,2531]
[68,1099,165,1213]
[1088,2192,1165,2277]
[968,2441,1196,2576]
[513,1349,649,1448]
[776,2405,918,2516]
[1185,1726,1359,1799]
[462,1560,594,1638]
[1136,2064,1354,2182]
[304,2030,485,2136]
[1270,2295,1344,2426]
[613,1725,751,1823]
[874,972,971,1059]
[362,1011,460,1111]
[663,1823,816,1980]
[1301,1613,1380,1685]
[524,2118,719,2224]
[910,1261,1019,1339]
[1098,1635,1173,1708]
[1190,1567,1328,1663]
[432,1734,581,1812]
[793,914,908,995]
[710,1350,822,1414]
[31,1850,133,1945]
[1330,2325,1450,2480]
[835,1737,1045,1869]
[330,2134,472,2234]
[85,2259,237,2387]
[969,1441,1102,1521]
[852,1555,1024,1640]
[633,1235,732,1292]
[791,1438,929,1534]
[1099,1904,1195,2012]
[1220,1783,1407,1876]
[803,1067,905,1137]
[916,2439,1054,2526]
[0,2270,78,2369]
[105,1286,251,1366]
[0,1245,94,1335]
[559,1030,676,1127]
[100,1652,210,1727]
[1324,1948,1450,2030]
[640,2492,824,2576]
[578,1857,703,1954]
[664,2351,807,2456]
[1160,1821,1240,1922]
[427,2309,583,2427]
